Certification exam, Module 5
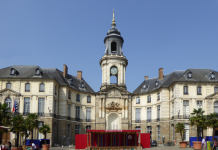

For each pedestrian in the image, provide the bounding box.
[7,141,11,150]
[202,136,206,150]
[31,143,37,150]
[212,138,217,150]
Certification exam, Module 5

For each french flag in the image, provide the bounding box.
[12,99,18,113]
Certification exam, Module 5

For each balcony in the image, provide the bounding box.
[76,118,80,121]
[183,115,190,119]
[38,113,44,116]
[23,112,30,116]
[86,119,91,122]
[156,118,160,122]
[147,119,152,122]
[135,120,141,123]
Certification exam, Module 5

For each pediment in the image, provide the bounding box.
[0,88,21,97]
[205,92,218,99]
[97,85,131,95]
[108,89,121,97]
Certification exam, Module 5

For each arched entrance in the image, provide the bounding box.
[108,113,120,130]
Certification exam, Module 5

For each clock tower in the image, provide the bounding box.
[100,10,128,90]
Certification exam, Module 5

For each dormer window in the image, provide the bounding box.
[211,72,215,79]
[10,68,18,76]
[142,84,147,89]
[35,68,43,76]
[187,72,192,78]
[155,81,159,87]
[81,82,85,88]
[70,78,74,86]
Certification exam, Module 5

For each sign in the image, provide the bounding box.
[105,130,122,132]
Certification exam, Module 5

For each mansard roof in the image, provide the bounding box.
[133,69,218,94]
[0,65,95,93]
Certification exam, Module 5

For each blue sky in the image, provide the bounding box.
[0,1,218,92]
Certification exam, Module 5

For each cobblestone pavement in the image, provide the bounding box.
[50,146,193,150]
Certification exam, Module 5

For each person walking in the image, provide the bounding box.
[202,137,206,150]
[212,138,217,150]
[7,141,11,150]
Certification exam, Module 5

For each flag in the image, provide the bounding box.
[12,99,18,113]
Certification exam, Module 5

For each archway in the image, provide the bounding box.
[108,113,120,130]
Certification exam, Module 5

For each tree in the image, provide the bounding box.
[0,103,12,144]
[206,113,218,140]
[26,113,39,143]
[10,114,25,147]
[189,108,207,141]
[20,119,30,145]
[175,122,186,142]
[39,124,51,145]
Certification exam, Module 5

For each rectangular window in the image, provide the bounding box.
[68,105,71,117]
[87,96,91,103]
[157,105,160,121]
[55,86,57,95]
[147,107,152,122]
[25,83,30,92]
[86,107,91,122]
[38,122,44,139]
[157,93,160,100]
[197,87,202,95]
[183,124,189,141]
[183,100,189,118]
[172,124,175,140]
[38,98,45,116]
[76,106,80,121]
[76,94,80,101]
[68,91,71,99]
[147,95,151,103]
[215,87,218,93]
[135,126,141,130]
[147,126,152,140]
[184,86,188,94]
[6,83,11,89]
[136,97,140,104]
[53,100,56,115]
[172,88,174,97]
[172,102,174,118]
[86,125,91,133]
[135,108,141,123]
[23,98,30,115]
[197,101,202,109]
[39,83,45,92]
[157,125,160,141]
[75,125,80,134]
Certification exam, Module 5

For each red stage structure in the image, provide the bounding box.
[77,130,142,150]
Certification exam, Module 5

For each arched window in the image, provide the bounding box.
[39,83,45,92]
[214,101,218,114]
[5,97,12,111]
[111,42,117,53]
[25,83,30,92]
[6,83,11,89]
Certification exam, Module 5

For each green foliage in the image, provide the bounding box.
[206,113,218,140]
[0,103,12,135]
[175,122,186,142]
[25,113,39,143]
[189,108,207,141]
[39,124,51,144]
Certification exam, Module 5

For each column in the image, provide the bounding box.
[124,66,126,84]
[125,98,128,118]
[102,98,105,118]
[99,98,102,118]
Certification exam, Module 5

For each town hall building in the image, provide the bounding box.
[1,11,218,146]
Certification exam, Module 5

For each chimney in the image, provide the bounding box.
[144,76,148,80]
[77,71,82,80]
[63,64,68,77]
[159,68,163,80]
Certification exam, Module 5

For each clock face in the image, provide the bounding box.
[110,66,118,75]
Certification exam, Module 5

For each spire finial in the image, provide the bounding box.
[111,9,116,27]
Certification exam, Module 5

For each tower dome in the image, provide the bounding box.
[104,10,124,55]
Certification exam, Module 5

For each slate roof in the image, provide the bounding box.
[133,69,218,94]
[0,65,95,93]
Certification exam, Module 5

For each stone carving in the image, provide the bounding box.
[107,101,120,108]
[108,89,121,97]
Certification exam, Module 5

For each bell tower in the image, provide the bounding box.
[100,10,128,90]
